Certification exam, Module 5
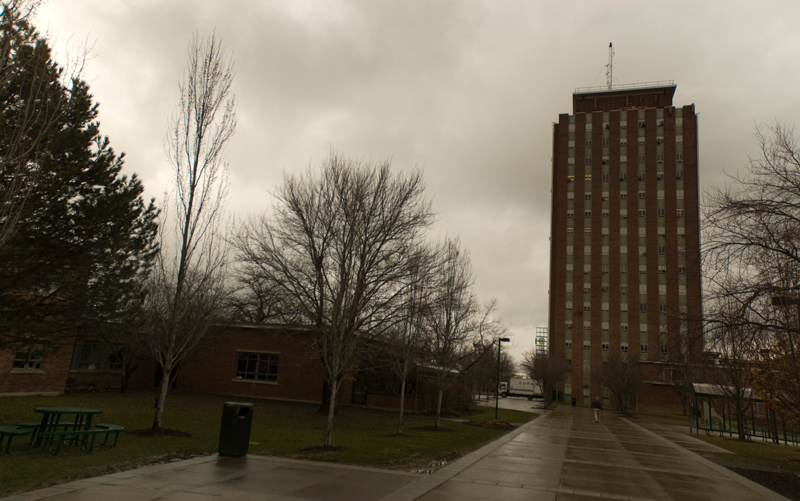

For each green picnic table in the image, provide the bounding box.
[33,407,103,453]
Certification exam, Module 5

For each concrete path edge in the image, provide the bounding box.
[621,417,789,501]
[378,409,552,501]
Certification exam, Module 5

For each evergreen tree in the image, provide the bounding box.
[0,7,158,349]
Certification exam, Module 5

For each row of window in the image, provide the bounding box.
[568,280,687,295]
[568,170,685,183]
[566,263,688,275]
[568,208,686,220]
[567,246,687,257]
[568,117,684,132]
[566,300,683,313]
[563,340,660,353]
[569,153,684,166]
[572,135,684,148]
[11,342,282,385]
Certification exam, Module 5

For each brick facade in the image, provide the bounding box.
[549,82,703,412]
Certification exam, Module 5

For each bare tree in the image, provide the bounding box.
[234,153,434,446]
[600,353,642,415]
[383,244,437,435]
[145,32,236,431]
[706,297,759,439]
[703,122,800,429]
[521,349,566,409]
[422,239,484,427]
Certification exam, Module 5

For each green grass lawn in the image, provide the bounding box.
[0,392,534,497]
[694,434,800,472]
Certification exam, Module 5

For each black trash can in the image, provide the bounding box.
[571,397,577,407]
[218,402,254,456]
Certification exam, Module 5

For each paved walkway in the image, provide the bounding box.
[4,406,788,500]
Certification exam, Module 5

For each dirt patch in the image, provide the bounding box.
[130,428,191,438]
[463,420,515,430]
[727,466,800,501]
[411,426,453,432]
[297,445,344,453]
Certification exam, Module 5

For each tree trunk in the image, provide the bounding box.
[152,367,170,431]
[318,378,331,414]
[435,385,444,428]
[397,377,407,435]
[324,378,338,446]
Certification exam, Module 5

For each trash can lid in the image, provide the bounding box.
[223,402,254,408]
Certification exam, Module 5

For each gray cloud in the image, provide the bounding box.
[37,0,800,361]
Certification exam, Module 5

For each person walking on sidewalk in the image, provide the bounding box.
[591,397,603,423]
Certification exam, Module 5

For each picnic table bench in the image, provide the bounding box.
[0,407,124,454]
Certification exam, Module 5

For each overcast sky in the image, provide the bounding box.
[36,0,800,362]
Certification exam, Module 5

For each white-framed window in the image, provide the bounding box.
[621,285,628,294]
[658,265,666,274]
[568,140,575,148]
[638,191,646,199]
[639,284,647,294]
[638,154,646,163]
[639,264,647,274]
[657,153,664,163]
[676,152,684,162]
[676,135,683,143]
[638,172,646,181]
[235,351,280,382]
[13,343,47,371]
[677,190,684,199]
[585,139,592,148]
[585,157,592,166]
[70,340,123,372]
[621,155,627,164]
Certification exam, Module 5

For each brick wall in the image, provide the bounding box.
[0,340,75,396]
[175,325,336,404]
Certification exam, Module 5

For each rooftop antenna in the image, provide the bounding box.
[606,42,614,89]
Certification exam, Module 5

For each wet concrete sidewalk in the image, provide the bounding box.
[4,405,788,500]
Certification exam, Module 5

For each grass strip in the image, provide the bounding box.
[0,392,534,496]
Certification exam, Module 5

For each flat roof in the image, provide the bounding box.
[574,80,676,97]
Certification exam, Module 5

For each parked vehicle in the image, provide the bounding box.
[498,378,542,400]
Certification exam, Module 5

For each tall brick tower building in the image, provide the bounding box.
[548,82,703,407]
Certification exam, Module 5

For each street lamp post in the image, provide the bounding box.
[495,337,510,420]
